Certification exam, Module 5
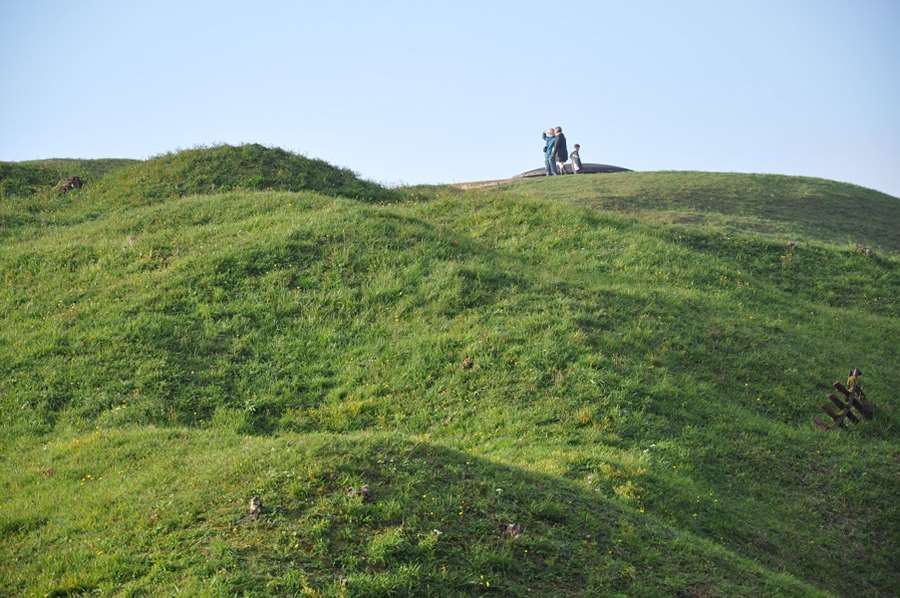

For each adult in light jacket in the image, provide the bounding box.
[542,129,558,176]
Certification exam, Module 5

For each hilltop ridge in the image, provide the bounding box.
[1,144,396,204]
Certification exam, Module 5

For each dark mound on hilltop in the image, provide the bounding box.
[517,163,631,177]
[88,144,397,204]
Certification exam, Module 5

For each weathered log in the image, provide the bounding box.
[850,396,874,419]
[828,395,849,410]
[823,403,845,423]
[833,382,852,398]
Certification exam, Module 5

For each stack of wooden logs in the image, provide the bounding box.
[813,368,874,431]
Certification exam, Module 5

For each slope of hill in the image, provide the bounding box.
[0,158,137,198]
[1,159,898,596]
[0,144,399,243]
[512,171,900,253]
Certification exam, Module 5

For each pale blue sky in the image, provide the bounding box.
[2,1,899,195]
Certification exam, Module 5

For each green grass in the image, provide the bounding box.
[0,158,137,199]
[1,429,821,596]
[0,144,398,243]
[511,171,900,252]
[85,144,398,206]
[1,150,899,596]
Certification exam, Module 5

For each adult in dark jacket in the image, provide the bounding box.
[542,129,558,176]
[553,127,568,174]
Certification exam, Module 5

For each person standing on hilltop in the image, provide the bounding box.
[542,128,559,176]
[571,143,583,174]
[553,127,568,175]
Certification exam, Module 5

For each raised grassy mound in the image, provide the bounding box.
[88,144,397,205]
[1,161,898,596]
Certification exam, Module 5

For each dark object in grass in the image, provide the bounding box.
[347,484,371,502]
[822,402,843,420]
[248,495,262,519]
[499,522,522,539]
[829,395,860,423]
[835,380,875,420]
[849,395,874,419]
[235,495,263,525]
[462,355,474,370]
[813,368,874,430]
[55,176,83,194]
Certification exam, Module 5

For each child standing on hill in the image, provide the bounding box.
[570,144,583,174]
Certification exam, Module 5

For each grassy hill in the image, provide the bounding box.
[0,158,137,199]
[1,150,898,596]
[85,144,398,206]
[0,144,398,243]
[513,171,900,253]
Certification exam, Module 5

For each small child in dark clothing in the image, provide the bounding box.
[570,144,583,174]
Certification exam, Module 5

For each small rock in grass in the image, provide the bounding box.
[248,495,263,520]
[235,495,264,525]
[347,484,372,503]
[499,522,522,538]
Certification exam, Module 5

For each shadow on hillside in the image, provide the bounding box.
[3,429,819,597]
[657,227,899,317]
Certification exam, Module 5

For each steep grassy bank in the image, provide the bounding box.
[1,159,898,595]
